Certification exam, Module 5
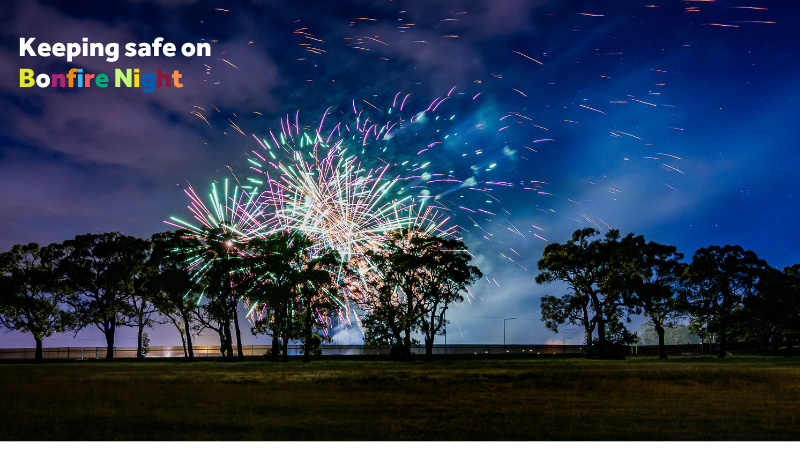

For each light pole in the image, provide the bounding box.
[563,328,573,346]
[504,318,516,346]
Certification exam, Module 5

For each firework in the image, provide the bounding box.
[172,82,562,342]
[163,179,274,301]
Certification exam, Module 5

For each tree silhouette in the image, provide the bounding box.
[145,231,203,360]
[362,228,428,359]
[681,245,771,358]
[415,235,481,359]
[539,292,592,346]
[296,249,339,362]
[742,265,799,356]
[359,228,480,359]
[0,243,75,362]
[247,231,339,362]
[782,265,800,357]
[617,235,686,359]
[536,228,631,359]
[62,233,149,361]
[359,259,409,349]
[181,223,247,362]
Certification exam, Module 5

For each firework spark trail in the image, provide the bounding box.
[238,98,497,330]
[163,178,281,319]
[165,179,266,239]
[171,1,776,346]
[192,4,706,315]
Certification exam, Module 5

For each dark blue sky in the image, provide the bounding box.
[1,0,798,348]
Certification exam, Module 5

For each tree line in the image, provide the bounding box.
[537,228,800,359]
[0,226,480,362]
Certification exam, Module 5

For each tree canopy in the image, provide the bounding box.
[360,228,481,359]
[0,243,75,361]
[61,232,149,360]
[247,231,340,362]
[536,228,634,359]
[681,245,771,358]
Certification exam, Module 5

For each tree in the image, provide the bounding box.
[130,283,159,359]
[181,224,247,362]
[295,249,339,363]
[536,228,632,359]
[737,266,781,355]
[741,266,800,356]
[782,265,800,357]
[539,293,592,345]
[128,239,161,360]
[194,300,236,361]
[0,243,75,362]
[680,245,771,358]
[358,228,481,360]
[414,235,481,359]
[193,301,230,358]
[251,305,283,362]
[62,233,149,361]
[246,231,340,363]
[359,272,411,351]
[146,231,203,360]
[248,232,302,363]
[361,228,430,359]
[618,235,687,359]
[361,302,401,346]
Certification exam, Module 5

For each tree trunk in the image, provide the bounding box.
[181,312,195,361]
[179,330,187,358]
[223,320,235,362]
[596,318,607,359]
[425,309,435,360]
[233,305,244,362]
[105,323,115,361]
[271,334,280,362]
[718,332,727,358]
[35,338,43,362]
[403,329,412,360]
[303,306,312,363]
[655,324,667,359]
[217,327,227,358]
[425,337,433,360]
[137,324,145,359]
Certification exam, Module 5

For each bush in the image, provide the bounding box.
[584,320,637,359]
[390,343,405,360]
[302,333,324,356]
[141,332,151,357]
[264,346,281,360]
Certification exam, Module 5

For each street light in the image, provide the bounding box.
[504,318,516,346]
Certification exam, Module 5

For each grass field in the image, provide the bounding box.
[1,355,799,440]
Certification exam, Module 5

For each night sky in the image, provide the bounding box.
[1,0,798,348]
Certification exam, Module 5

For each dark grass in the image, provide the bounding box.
[2,356,800,440]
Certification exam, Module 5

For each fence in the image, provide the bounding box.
[632,344,703,356]
[632,342,763,356]
[0,344,587,360]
